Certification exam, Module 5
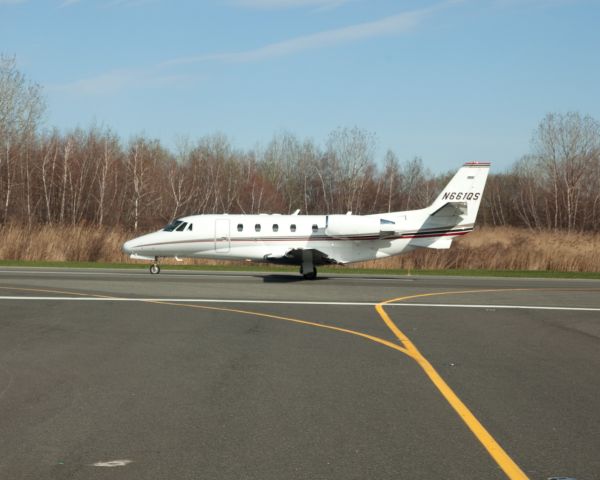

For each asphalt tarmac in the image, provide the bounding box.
[0,267,599,480]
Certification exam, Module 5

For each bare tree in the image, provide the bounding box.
[167,158,192,220]
[325,127,376,213]
[40,132,59,223]
[400,157,430,210]
[93,131,119,226]
[127,139,148,231]
[0,55,45,223]
[59,137,72,224]
[512,112,600,231]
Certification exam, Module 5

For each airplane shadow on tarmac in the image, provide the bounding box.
[259,274,329,283]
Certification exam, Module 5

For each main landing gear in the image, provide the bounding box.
[300,250,317,280]
[300,265,317,280]
[149,257,160,275]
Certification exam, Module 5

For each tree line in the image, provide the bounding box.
[2,55,600,232]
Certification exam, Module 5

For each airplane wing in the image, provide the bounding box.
[129,253,156,261]
[430,201,468,218]
[264,248,340,266]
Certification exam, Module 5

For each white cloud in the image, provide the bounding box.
[493,0,577,6]
[164,6,437,66]
[230,0,350,9]
[54,0,461,95]
[105,0,157,6]
[59,0,81,7]
[50,68,198,95]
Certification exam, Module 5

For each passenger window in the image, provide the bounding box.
[312,224,318,233]
[255,224,261,232]
[237,224,243,232]
[290,224,296,232]
[273,224,279,232]
[176,222,187,231]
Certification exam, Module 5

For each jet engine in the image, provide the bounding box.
[325,215,395,237]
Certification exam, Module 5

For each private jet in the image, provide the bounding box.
[122,162,490,279]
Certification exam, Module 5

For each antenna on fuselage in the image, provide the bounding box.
[292,209,300,215]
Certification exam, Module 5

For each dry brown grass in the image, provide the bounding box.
[356,226,600,272]
[0,224,250,267]
[0,224,132,263]
[1,225,599,272]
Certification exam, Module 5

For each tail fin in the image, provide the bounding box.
[428,162,490,226]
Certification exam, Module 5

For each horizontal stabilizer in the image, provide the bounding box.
[431,201,468,218]
[409,237,454,249]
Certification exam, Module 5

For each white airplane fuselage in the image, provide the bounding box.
[122,162,490,278]
[123,210,469,263]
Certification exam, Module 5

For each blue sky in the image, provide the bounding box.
[1,0,599,172]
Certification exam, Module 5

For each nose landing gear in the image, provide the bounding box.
[149,257,160,274]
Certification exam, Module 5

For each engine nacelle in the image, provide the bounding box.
[325,215,393,237]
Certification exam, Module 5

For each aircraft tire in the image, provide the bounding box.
[302,268,317,280]
[150,264,160,275]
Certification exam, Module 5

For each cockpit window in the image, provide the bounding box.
[176,222,188,232]
[187,223,193,231]
[163,220,184,231]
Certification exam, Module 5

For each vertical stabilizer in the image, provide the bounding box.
[428,162,490,226]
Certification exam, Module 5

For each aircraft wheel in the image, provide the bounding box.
[150,264,160,275]
[302,268,317,280]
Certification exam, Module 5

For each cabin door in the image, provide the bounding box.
[214,218,231,252]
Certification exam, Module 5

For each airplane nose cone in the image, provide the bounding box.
[122,240,134,254]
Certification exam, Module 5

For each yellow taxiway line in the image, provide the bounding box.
[376,289,531,480]
[6,282,598,479]
[0,285,412,357]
